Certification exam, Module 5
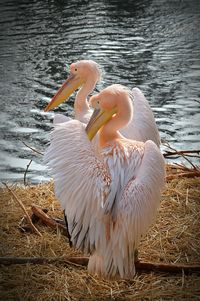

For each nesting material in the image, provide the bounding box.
[0,165,200,300]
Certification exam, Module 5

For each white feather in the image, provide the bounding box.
[120,88,161,146]
[44,111,165,279]
[44,119,111,254]
[53,114,71,125]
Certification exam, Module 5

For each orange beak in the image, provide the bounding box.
[44,73,84,112]
[85,107,117,141]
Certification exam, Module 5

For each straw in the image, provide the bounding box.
[0,165,200,300]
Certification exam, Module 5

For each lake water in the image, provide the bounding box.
[0,0,200,184]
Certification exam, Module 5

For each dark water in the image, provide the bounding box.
[0,0,200,184]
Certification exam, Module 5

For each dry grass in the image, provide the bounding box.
[0,165,200,301]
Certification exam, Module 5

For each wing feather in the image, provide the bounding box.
[102,140,165,278]
[53,114,71,124]
[118,140,165,247]
[120,88,160,146]
[44,119,111,253]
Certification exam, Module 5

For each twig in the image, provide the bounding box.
[2,183,42,237]
[135,260,200,274]
[24,159,32,186]
[163,149,200,158]
[0,256,199,274]
[31,204,67,234]
[0,256,88,268]
[180,155,197,169]
[20,140,43,156]
[162,143,198,169]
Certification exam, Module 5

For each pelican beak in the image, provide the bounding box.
[85,107,117,141]
[44,73,84,112]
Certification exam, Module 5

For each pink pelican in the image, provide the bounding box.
[44,60,160,146]
[44,84,165,279]
[44,60,101,124]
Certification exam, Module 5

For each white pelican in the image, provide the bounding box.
[44,60,101,123]
[44,84,165,279]
[44,60,160,146]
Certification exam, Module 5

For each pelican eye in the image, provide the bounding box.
[96,100,101,108]
[74,68,78,72]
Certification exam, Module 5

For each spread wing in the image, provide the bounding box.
[112,140,165,262]
[44,120,111,254]
[120,88,160,146]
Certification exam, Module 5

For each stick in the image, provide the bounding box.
[31,204,67,233]
[162,143,198,169]
[163,149,200,158]
[0,257,88,267]
[0,257,199,274]
[24,159,32,186]
[135,260,200,274]
[2,183,42,237]
[20,140,43,156]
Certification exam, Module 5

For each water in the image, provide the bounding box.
[0,0,200,184]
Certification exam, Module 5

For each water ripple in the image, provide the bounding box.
[0,0,200,182]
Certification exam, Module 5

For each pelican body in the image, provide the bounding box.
[44,84,165,279]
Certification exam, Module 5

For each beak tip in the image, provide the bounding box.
[44,104,50,112]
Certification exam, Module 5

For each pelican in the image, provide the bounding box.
[44,60,101,123]
[44,60,160,146]
[44,84,165,279]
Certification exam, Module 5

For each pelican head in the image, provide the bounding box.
[44,60,101,112]
[86,84,133,141]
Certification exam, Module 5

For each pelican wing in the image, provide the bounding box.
[120,88,160,146]
[90,140,165,279]
[44,120,111,254]
[53,113,71,125]
[116,140,165,252]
